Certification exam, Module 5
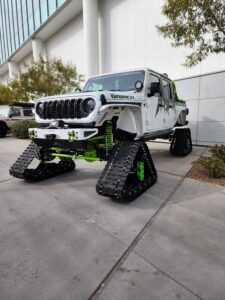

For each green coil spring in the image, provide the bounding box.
[105,123,113,155]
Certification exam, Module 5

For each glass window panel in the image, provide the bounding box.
[162,79,172,105]
[27,0,34,34]
[3,0,13,55]
[0,3,6,60]
[57,0,65,7]
[40,0,48,23]
[23,109,34,117]
[8,0,16,52]
[11,108,21,117]
[11,0,19,49]
[34,7,41,29]
[21,0,29,40]
[1,0,10,57]
[14,0,23,45]
[48,0,57,16]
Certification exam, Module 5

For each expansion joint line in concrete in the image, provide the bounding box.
[132,253,205,300]
[88,176,204,300]
[0,178,14,184]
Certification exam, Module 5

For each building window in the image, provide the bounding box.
[0,0,63,64]
[48,0,57,16]
[57,0,65,7]
[40,0,48,23]
[33,1,40,30]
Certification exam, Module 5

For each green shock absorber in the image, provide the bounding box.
[105,122,113,155]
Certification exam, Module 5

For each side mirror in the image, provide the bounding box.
[148,82,161,97]
[75,88,81,92]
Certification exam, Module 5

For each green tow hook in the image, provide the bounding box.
[137,161,145,182]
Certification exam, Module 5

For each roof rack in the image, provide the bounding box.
[11,102,35,108]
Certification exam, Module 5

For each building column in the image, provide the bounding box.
[83,0,99,78]
[8,61,18,80]
[32,39,47,62]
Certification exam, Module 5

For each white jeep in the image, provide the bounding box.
[10,69,192,201]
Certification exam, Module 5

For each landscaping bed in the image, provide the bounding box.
[187,156,225,187]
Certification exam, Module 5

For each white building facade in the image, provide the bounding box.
[0,0,224,145]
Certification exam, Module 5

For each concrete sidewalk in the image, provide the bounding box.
[0,137,224,300]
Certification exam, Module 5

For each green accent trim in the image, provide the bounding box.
[77,156,100,161]
[51,153,101,161]
[51,147,61,151]
[68,131,75,142]
[137,161,144,181]
[29,130,36,140]
[88,135,105,142]
[172,81,186,105]
[84,144,97,162]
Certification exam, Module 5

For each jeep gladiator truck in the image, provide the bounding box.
[0,103,34,138]
[10,69,192,201]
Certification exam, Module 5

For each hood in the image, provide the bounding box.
[36,91,144,103]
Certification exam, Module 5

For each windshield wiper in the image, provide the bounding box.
[109,89,121,91]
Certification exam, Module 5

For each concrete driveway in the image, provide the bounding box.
[0,137,224,300]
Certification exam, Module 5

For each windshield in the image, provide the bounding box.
[0,106,9,117]
[83,70,145,92]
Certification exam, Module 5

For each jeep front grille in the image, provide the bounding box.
[37,98,86,119]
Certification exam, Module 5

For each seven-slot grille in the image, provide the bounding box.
[41,98,84,119]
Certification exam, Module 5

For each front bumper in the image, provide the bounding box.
[29,127,98,141]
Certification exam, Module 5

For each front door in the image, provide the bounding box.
[146,72,164,133]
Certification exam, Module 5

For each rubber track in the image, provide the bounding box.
[9,142,39,179]
[96,141,157,201]
[9,142,75,181]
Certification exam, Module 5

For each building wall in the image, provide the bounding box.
[99,0,225,79]
[176,71,225,146]
[46,13,85,75]
[1,72,9,84]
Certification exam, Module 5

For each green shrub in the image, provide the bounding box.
[199,157,225,178]
[11,120,37,139]
[209,144,225,162]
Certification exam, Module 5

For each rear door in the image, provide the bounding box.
[161,78,176,129]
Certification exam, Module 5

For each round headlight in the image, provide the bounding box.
[82,98,96,114]
[135,81,143,91]
[36,102,44,116]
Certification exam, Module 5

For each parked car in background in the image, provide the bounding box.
[0,103,35,138]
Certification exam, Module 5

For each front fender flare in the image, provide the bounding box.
[98,104,143,136]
